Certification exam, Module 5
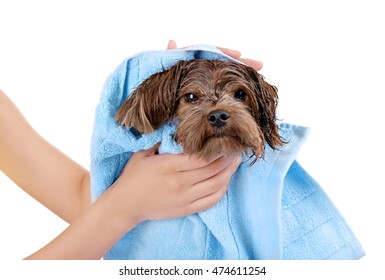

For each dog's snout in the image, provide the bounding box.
[208,110,229,128]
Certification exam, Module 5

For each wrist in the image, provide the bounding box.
[101,181,143,233]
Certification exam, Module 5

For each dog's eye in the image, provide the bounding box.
[234,90,247,101]
[185,93,199,103]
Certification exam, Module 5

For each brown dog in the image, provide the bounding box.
[115,59,283,164]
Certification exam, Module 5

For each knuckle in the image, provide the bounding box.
[210,181,222,193]
[211,158,227,173]
[213,171,230,188]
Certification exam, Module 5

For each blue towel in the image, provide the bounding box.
[90,45,365,260]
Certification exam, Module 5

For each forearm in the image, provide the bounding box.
[25,185,138,260]
[0,90,90,222]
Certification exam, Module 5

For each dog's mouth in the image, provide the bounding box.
[177,127,264,163]
[207,129,233,139]
[210,132,226,138]
[205,132,245,149]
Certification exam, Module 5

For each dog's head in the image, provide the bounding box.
[115,59,284,163]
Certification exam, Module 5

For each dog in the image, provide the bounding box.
[115,59,284,164]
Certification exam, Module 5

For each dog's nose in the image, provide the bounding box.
[208,110,230,128]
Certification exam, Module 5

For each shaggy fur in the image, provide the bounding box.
[115,59,283,164]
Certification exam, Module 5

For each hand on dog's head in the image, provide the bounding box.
[115,59,284,164]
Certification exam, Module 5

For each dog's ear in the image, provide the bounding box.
[115,61,186,134]
[246,67,284,148]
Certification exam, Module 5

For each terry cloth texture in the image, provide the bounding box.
[90,45,365,260]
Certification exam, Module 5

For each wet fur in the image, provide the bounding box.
[115,59,284,164]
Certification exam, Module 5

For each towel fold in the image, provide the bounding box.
[90,45,365,260]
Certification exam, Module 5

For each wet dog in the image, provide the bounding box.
[115,59,283,164]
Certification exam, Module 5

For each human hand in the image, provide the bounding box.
[111,145,242,225]
[167,39,263,71]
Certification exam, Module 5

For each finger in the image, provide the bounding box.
[168,153,222,172]
[178,156,233,185]
[168,43,263,71]
[187,156,241,201]
[237,58,263,71]
[166,40,192,50]
[216,46,242,59]
[167,39,177,50]
[130,143,160,160]
[187,183,228,214]
[215,46,263,71]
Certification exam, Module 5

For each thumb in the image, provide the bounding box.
[167,40,177,50]
[134,143,161,159]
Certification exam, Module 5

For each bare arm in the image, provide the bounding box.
[25,145,241,259]
[1,89,240,259]
[0,90,90,223]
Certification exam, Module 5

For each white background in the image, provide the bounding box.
[0,0,383,276]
